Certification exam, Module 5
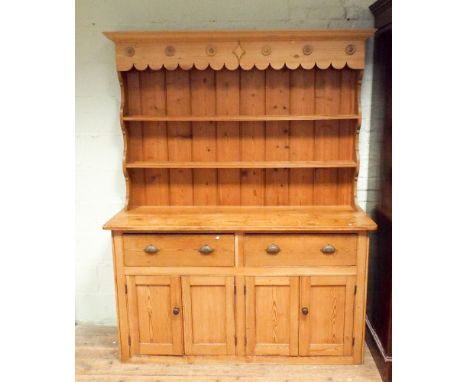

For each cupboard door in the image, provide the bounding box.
[181,276,236,355]
[245,276,299,356]
[127,275,183,356]
[299,276,355,356]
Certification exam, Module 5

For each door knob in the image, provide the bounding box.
[172,307,180,315]
[301,307,309,315]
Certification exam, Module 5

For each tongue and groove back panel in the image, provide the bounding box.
[122,66,359,207]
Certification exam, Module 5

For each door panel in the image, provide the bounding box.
[245,276,299,356]
[181,276,236,355]
[299,276,355,356]
[127,275,183,355]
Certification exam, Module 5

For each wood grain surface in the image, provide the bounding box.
[104,206,377,232]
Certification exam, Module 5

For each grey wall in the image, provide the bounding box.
[76,0,376,324]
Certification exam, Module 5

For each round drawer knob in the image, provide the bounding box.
[144,244,159,254]
[321,244,336,255]
[172,307,180,316]
[301,307,309,315]
[266,243,281,255]
[199,244,214,255]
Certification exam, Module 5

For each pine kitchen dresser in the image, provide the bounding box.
[103,30,377,364]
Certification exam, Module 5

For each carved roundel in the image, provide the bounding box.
[125,46,135,57]
[261,45,272,56]
[345,44,356,55]
[206,45,217,56]
[302,44,313,56]
[165,45,176,57]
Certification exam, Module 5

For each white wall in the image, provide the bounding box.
[76,0,376,324]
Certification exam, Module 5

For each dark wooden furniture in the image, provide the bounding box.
[367,1,392,381]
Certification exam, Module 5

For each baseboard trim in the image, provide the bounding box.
[366,315,392,362]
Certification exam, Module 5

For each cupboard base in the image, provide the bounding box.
[110,231,371,366]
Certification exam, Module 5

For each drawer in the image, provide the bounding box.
[244,234,357,266]
[123,234,235,267]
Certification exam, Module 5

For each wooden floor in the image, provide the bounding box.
[76,324,382,382]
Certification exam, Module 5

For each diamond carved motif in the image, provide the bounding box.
[232,43,245,62]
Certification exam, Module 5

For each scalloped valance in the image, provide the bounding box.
[104,30,374,71]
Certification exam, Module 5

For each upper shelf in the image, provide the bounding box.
[123,114,359,122]
[126,160,357,169]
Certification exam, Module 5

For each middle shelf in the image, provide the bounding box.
[122,114,360,122]
[126,160,358,169]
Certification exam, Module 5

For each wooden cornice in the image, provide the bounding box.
[104,29,375,71]
[104,30,375,42]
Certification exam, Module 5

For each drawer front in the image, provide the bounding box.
[123,234,235,267]
[244,234,357,266]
